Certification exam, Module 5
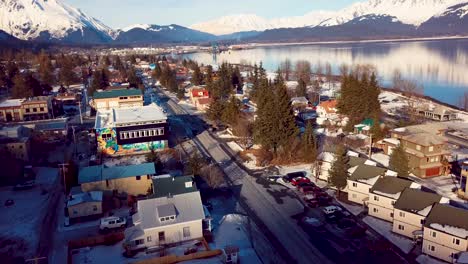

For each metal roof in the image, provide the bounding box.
[93,88,142,99]
[393,188,441,213]
[349,164,386,181]
[370,177,413,195]
[151,175,197,198]
[78,163,156,184]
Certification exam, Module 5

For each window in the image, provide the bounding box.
[352,182,357,188]
[391,201,395,205]
[398,224,405,231]
[453,238,460,245]
[73,210,78,215]
[25,108,30,113]
[147,236,152,242]
[390,213,394,218]
[93,205,98,211]
[106,179,109,187]
[40,107,44,111]
[431,231,437,238]
[183,227,191,238]
[374,196,379,201]
[136,176,141,180]
[143,130,147,137]
[147,175,151,180]
[416,145,421,151]
[135,239,144,245]
[399,212,405,218]
[428,146,434,152]
[33,108,37,112]
[170,216,175,220]
[160,218,165,222]
[420,219,425,225]
[165,216,170,221]
[428,245,435,252]
[373,208,378,213]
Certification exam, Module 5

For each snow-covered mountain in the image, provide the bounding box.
[0,0,114,43]
[191,0,467,35]
[113,24,215,44]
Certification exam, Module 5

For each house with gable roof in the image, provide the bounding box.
[347,164,387,205]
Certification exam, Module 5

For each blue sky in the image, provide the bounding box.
[66,0,358,28]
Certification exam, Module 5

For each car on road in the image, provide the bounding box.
[337,218,356,229]
[282,172,306,182]
[99,216,126,232]
[300,217,325,232]
[13,180,35,191]
[291,177,311,186]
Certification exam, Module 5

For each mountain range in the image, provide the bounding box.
[0,0,467,45]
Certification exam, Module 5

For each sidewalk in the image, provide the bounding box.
[363,216,415,254]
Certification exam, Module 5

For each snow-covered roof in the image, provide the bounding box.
[426,203,468,238]
[134,191,205,231]
[383,138,400,145]
[95,103,166,129]
[318,152,335,163]
[67,191,103,207]
[394,188,442,215]
[0,99,24,108]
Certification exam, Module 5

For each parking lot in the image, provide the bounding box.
[276,171,407,264]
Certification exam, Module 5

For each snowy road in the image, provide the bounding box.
[161,89,332,264]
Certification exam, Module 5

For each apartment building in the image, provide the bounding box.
[422,203,468,263]
[21,96,53,121]
[368,177,418,222]
[91,89,143,111]
[347,164,387,205]
[392,188,446,239]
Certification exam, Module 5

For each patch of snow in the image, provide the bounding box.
[429,223,468,238]
[417,205,433,217]
[416,254,448,264]
[358,175,380,186]
[227,141,244,153]
[372,153,390,167]
[363,216,415,254]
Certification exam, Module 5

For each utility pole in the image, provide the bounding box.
[368,133,373,159]
[78,101,83,124]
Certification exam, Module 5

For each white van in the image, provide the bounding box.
[322,206,342,215]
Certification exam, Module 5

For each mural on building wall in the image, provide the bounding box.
[96,128,166,156]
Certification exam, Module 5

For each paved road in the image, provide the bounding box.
[158,88,333,264]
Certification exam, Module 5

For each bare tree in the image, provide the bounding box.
[200,164,225,189]
[458,92,468,111]
[280,59,292,81]
[392,68,403,89]
[233,118,253,149]
[325,62,332,89]
[339,63,349,77]
[295,60,312,83]
[315,61,323,81]
[397,79,424,123]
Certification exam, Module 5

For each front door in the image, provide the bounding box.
[158,231,165,243]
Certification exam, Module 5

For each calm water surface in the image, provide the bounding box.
[184,39,468,106]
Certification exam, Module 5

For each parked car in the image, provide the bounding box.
[282,172,306,182]
[99,216,127,232]
[305,198,319,208]
[337,218,356,229]
[322,206,342,215]
[299,185,315,194]
[297,182,315,188]
[345,225,367,238]
[291,177,311,186]
[300,217,325,232]
[13,180,35,191]
[316,196,332,206]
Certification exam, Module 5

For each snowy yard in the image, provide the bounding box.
[363,216,415,254]
[103,155,148,167]
[0,167,59,259]
[416,254,448,264]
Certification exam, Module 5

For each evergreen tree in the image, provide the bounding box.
[191,64,203,85]
[222,96,241,126]
[329,145,349,194]
[204,65,213,84]
[296,78,307,98]
[38,50,54,86]
[302,122,317,162]
[389,143,410,177]
[207,97,226,124]
[370,116,384,141]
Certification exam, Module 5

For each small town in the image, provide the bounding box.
[1,1,468,264]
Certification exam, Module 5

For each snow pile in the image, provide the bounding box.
[227,141,244,153]
[429,223,468,238]
[373,190,401,200]
[363,216,415,254]
[358,175,380,185]
[417,205,433,217]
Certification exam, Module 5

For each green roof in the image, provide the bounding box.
[370,177,413,196]
[349,164,386,181]
[393,188,441,213]
[92,89,142,99]
[151,175,198,198]
[78,163,156,184]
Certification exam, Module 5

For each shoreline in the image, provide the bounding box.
[227,35,468,49]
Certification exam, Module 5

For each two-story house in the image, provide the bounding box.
[368,177,419,222]
[91,89,143,111]
[392,188,447,240]
[347,164,387,205]
[386,129,450,178]
[316,152,374,182]
[124,176,206,252]
[423,203,468,263]
[78,163,156,196]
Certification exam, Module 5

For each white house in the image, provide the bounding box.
[392,188,447,240]
[423,203,468,263]
[347,164,387,205]
[124,176,206,251]
[368,177,420,222]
